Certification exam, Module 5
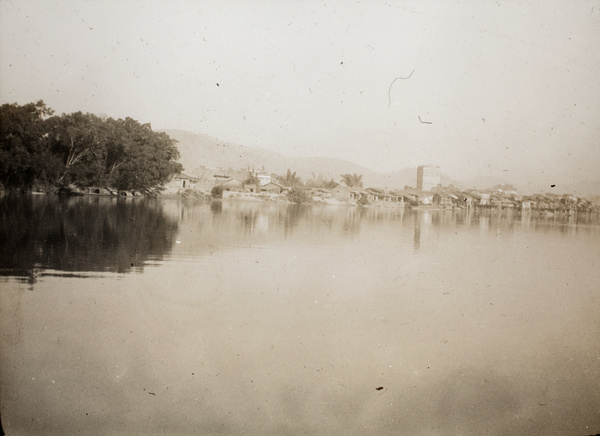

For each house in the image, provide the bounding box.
[260,181,285,194]
[308,187,331,198]
[167,172,198,189]
[331,185,352,201]
[222,179,244,192]
[419,194,434,205]
[332,183,366,202]
[446,189,475,208]
[255,171,271,186]
[433,191,455,208]
[213,174,231,185]
[349,188,368,202]
[480,193,491,206]
[365,187,385,202]
[395,189,419,206]
[388,190,409,206]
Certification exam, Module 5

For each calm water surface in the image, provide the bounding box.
[1,194,599,435]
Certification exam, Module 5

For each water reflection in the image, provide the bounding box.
[1,196,598,281]
[0,193,179,282]
[2,195,599,435]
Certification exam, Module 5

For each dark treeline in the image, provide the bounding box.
[0,100,182,191]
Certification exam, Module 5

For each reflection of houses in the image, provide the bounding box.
[522,200,536,210]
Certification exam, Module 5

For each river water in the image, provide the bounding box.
[1,193,599,435]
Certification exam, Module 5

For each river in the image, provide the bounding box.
[1,193,599,435]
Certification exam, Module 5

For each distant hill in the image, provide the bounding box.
[161,129,422,189]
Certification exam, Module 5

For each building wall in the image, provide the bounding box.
[416,165,441,191]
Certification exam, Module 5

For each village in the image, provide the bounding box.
[165,164,600,214]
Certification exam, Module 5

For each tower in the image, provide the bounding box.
[416,165,441,191]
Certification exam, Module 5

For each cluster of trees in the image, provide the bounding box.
[306,172,338,189]
[273,170,363,190]
[0,100,182,191]
[340,173,363,188]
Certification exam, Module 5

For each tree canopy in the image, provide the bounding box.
[340,173,363,188]
[0,101,182,191]
[306,172,338,189]
[283,169,302,187]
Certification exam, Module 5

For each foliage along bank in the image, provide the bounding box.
[0,100,182,192]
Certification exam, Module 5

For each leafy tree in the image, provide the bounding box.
[46,111,108,186]
[0,100,55,189]
[243,170,260,187]
[307,172,338,189]
[283,169,302,187]
[0,101,183,192]
[110,119,182,190]
[340,173,363,188]
[286,186,312,203]
[211,185,223,199]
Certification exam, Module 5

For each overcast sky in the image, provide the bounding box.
[1,0,599,188]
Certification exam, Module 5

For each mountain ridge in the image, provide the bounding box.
[161,129,423,189]
[161,129,599,196]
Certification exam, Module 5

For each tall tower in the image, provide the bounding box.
[416,165,441,191]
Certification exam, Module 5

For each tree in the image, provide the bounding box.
[211,185,223,199]
[0,100,55,189]
[243,170,260,187]
[46,111,108,186]
[307,172,338,189]
[286,186,312,203]
[283,169,302,187]
[1,101,183,192]
[340,173,363,188]
[109,119,182,190]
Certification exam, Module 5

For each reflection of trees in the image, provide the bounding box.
[282,204,310,236]
[413,219,421,252]
[343,208,364,236]
[240,208,258,236]
[0,194,179,279]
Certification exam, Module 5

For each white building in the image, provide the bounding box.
[255,170,271,186]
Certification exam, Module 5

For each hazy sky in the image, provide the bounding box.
[1,0,599,187]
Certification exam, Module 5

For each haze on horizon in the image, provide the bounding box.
[1,0,599,193]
